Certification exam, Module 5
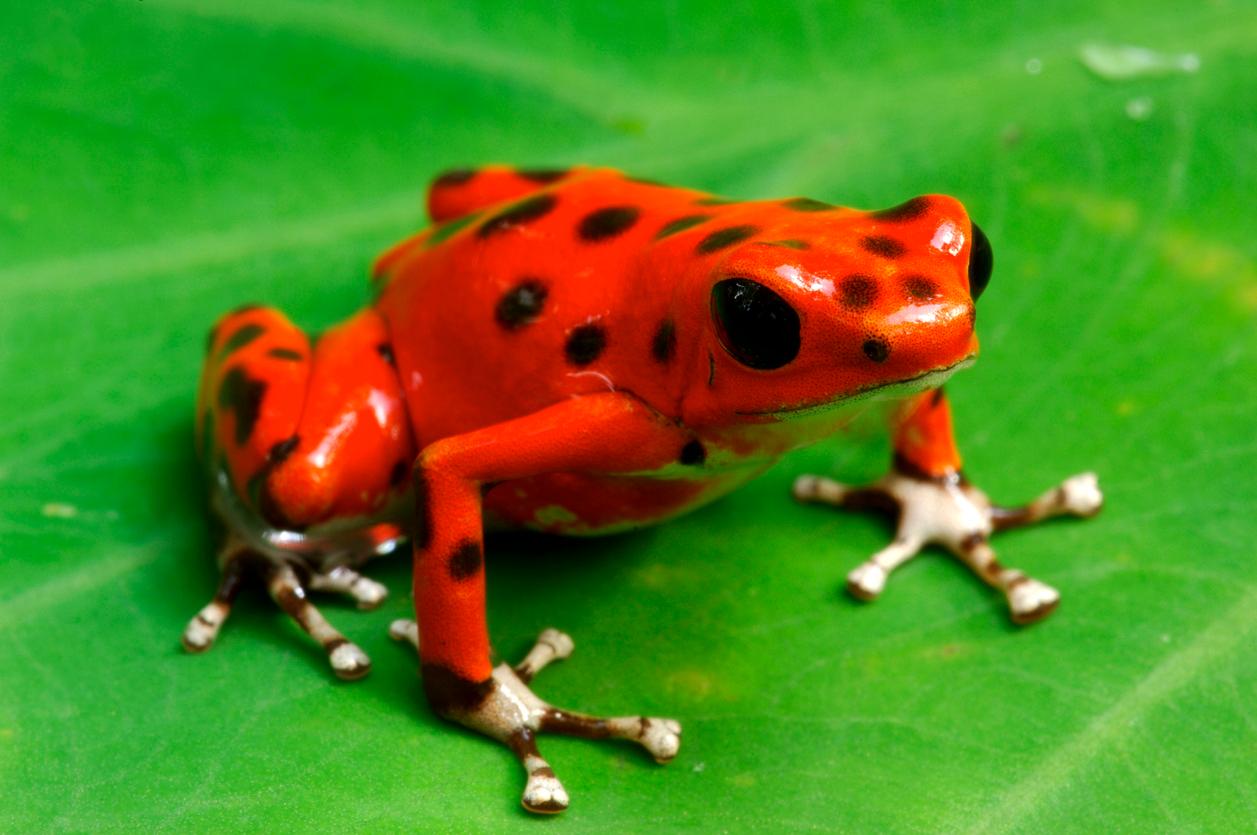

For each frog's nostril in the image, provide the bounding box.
[969,223,993,300]
[903,276,939,300]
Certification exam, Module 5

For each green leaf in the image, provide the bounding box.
[2,1,1254,831]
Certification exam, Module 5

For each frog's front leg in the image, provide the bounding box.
[408,393,689,814]
[794,389,1102,624]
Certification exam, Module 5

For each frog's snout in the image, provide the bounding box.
[859,298,978,377]
[871,194,993,304]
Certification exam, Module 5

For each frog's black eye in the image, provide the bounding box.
[711,278,800,370]
[968,222,993,301]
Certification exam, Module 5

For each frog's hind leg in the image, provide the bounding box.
[189,304,416,677]
[793,388,1102,624]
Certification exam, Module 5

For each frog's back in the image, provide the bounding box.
[373,167,712,444]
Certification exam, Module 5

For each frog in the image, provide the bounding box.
[184,165,1103,814]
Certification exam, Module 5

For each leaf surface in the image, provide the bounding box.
[2,2,1254,831]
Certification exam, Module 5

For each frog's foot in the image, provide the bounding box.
[266,564,371,680]
[793,470,1103,624]
[308,564,389,610]
[390,623,681,814]
[182,552,382,678]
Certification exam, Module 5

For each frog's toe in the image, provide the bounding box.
[1060,472,1104,517]
[329,641,372,680]
[639,717,682,763]
[521,769,570,814]
[310,565,390,610]
[264,564,374,680]
[846,562,888,601]
[1007,576,1060,625]
[182,553,247,655]
[350,576,389,610]
[514,627,574,682]
[388,618,420,649]
[181,601,228,653]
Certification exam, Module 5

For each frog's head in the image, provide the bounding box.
[679,195,988,426]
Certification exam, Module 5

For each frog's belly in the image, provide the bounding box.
[483,468,765,536]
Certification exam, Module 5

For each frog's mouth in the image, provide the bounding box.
[736,355,976,417]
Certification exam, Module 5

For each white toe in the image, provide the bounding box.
[641,717,682,762]
[352,578,389,609]
[1009,579,1060,624]
[182,620,214,652]
[1061,472,1104,516]
[330,642,371,679]
[522,773,569,813]
[792,475,819,500]
[847,563,887,600]
[537,628,574,660]
[389,619,417,641]
[793,474,848,504]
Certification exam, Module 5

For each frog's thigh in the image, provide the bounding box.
[202,306,415,531]
[199,305,311,484]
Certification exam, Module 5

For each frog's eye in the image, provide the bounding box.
[711,278,801,370]
[968,222,994,301]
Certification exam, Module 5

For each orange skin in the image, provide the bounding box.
[198,166,982,689]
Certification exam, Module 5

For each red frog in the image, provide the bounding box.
[185,165,1103,813]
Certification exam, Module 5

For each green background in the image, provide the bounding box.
[2,1,1255,831]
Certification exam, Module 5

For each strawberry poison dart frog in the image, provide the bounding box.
[185,166,1103,813]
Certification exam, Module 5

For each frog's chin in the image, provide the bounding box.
[859,354,977,403]
[737,355,976,418]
